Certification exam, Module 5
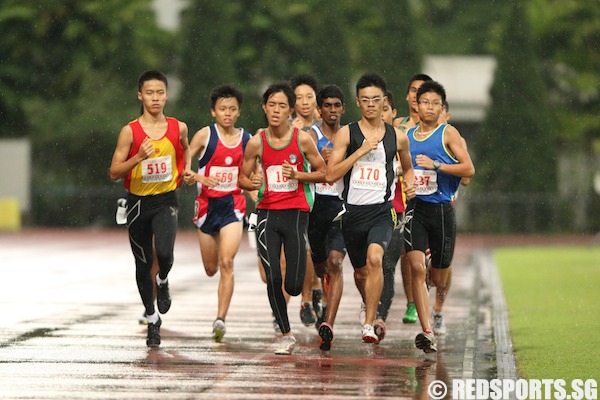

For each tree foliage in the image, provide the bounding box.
[528,0,600,149]
[0,0,597,230]
[0,0,173,185]
[475,1,555,193]
[175,0,421,131]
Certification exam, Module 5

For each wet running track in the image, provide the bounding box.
[0,229,515,399]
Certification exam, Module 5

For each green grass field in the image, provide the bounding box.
[495,246,600,382]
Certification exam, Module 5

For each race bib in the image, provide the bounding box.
[209,166,238,192]
[266,165,298,192]
[350,161,386,191]
[413,169,438,195]
[142,155,172,183]
[315,182,338,196]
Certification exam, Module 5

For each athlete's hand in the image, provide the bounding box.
[415,154,434,170]
[403,183,416,200]
[282,161,297,179]
[320,141,332,162]
[359,137,379,156]
[201,175,220,188]
[137,138,154,161]
[249,173,263,190]
[290,117,304,130]
[182,169,196,186]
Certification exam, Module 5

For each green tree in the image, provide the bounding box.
[413,0,508,54]
[528,0,600,147]
[0,0,173,185]
[474,2,556,230]
[176,0,421,129]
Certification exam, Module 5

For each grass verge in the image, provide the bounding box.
[495,246,600,381]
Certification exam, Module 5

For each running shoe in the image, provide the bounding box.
[402,302,418,324]
[146,317,162,347]
[415,331,437,353]
[274,335,296,355]
[315,305,327,330]
[300,302,316,326]
[212,318,226,342]
[318,322,334,351]
[361,324,379,344]
[432,311,447,335]
[312,288,323,318]
[157,281,171,314]
[138,312,149,325]
[374,319,386,342]
[359,302,366,325]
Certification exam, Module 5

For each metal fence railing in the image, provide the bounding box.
[29,186,600,234]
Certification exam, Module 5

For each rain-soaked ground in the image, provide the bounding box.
[0,229,520,399]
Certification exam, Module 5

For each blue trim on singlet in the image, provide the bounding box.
[198,125,251,169]
[407,124,461,204]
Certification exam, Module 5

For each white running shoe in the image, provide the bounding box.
[212,319,226,342]
[432,311,447,335]
[361,324,379,344]
[275,335,296,355]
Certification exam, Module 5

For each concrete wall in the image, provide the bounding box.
[0,138,31,229]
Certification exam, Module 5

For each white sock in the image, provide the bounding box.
[156,274,168,285]
[147,311,159,324]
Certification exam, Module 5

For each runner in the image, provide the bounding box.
[326,73,415,344]
[404,80,475,353]
[183,84,251,342]
[109,69,190,347]
[239,81,326,355]
[307,84,347,350]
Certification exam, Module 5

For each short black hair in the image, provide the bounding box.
[356,73,387,96]
[138,70,168,92]
[290,73,319,93]
[261,81,296,107]
[317,84,345,107]
[209,84,243,109]
[416,80,446,104]
[405,73,432,95]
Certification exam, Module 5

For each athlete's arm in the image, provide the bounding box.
[395,127,416,200]
[239,134,262,191]
[283,131,326,183]
[459,137,471,186]
[184,127,218,187]
[441,126,474,178]
[178,121,192,185]
[108,125,153,181]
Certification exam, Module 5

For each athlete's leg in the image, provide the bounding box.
[197,229,219,275]
[432,266,452,313]
[406,250,431,332]
[214,220,243,320]
[281,210,309,297]
[322,249,344,326]
[128,198,156,316]
[379,226,403,321]
[152,204,178,281]
[360,243,385,327]
[257,210,290,334]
